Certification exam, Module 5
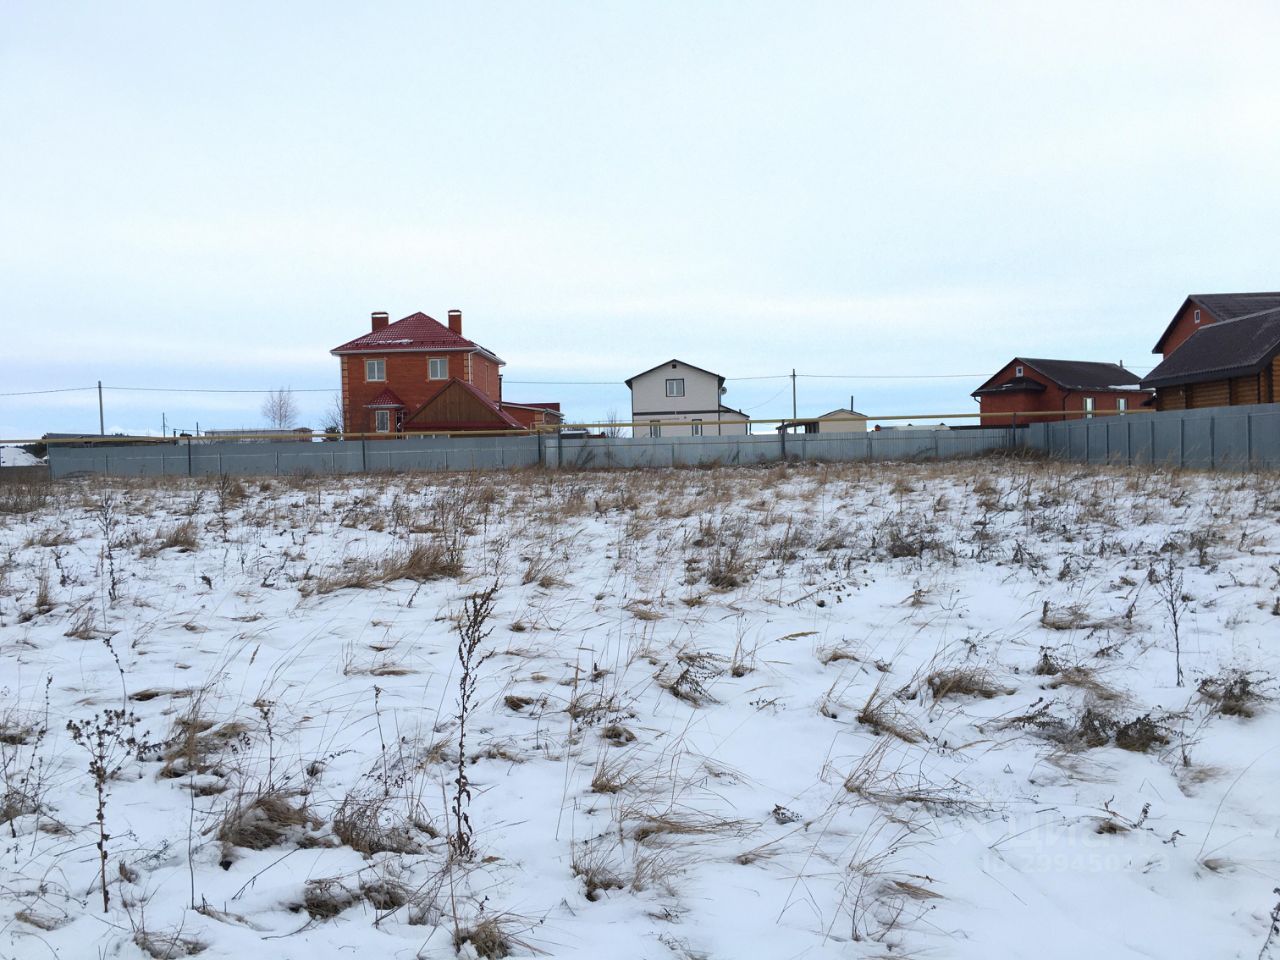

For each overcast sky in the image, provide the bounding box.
[3,1,1279,438]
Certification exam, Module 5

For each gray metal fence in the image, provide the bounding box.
[1020,404,1280,470]
[47,428,1019,478]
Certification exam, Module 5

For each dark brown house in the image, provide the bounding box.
[973,358,1149,426]
[1152,292,1280,359]
[1142,308,1280,410]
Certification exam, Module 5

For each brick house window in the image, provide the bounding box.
[1083,397,1095,418]
[691,420,703,436]
[1194,309,1201,324]
[365,359,386,381]
[665,378,685,398]
[1014,365,1024,377]
[429,358,448,380]
[375,410,391,432]
[1117,397,1128,414]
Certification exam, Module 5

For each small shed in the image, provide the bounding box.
[777,408,869,434]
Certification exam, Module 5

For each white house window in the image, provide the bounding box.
[665,378,685,398]
[1083,397,1095,418]
[1117,397,1128,414]
[365,359,386,382]
[375,410,391,432]
[1014,365,1024,377]
[649,421,662,438]
[428,358,448,380]
[691,420,703,437]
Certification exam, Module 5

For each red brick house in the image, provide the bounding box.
[331,310,562,435]
[972,358,1150,426]
[1142,293,1280,410]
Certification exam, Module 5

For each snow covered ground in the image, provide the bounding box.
[0,447,41,468]
[1,460,1279,960]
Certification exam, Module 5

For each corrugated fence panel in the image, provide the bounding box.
[1030,405,1280,471]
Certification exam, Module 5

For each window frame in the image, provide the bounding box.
[665,378,686,398]
[1117,397,1128,414]
[1083,397,1095,419]
[365,358,386,382]
[428,357,448,381]
[648,421,662,438]
[691,419,702,437]
[1014,365,1024,377]
[374,410,391,433]
[1194,309,1201,325]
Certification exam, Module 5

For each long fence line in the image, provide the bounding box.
[9,405,1280,478]
[0,407,1132,447]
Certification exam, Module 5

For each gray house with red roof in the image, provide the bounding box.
[330,310,561,435]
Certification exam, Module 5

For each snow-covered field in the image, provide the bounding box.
[2,461,1279,960]
[0,448,41,468]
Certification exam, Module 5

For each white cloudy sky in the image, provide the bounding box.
[2,1,1279,437]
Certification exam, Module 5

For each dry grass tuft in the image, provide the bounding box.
[301,878,359,920]
[926,668,1011,701]
[217,787,319,851]
[332,795,432,855]
[1197,670,1268,718]
[133,928,207,958]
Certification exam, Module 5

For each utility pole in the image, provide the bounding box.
[98,381,104,435]
[791,369,797,423]
[162,412,166,437]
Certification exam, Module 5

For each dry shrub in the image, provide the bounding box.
[572,845,627,901]
[1045,666,1123,702]
[383,538,463,582]
[154,519,199,553]
[301,878,359,920]
[1197,670,1268,718]
[133,928,206,958]
[843,741,979,816]
[627,806,748,845]
[656,649,724,706]
[1113,714,1169,753]
[332,795,432,855]
[926,668,1010,701]
[453,915,539,959]
[217,787,319,851]
[159,710,250,780]
[306,538,462,595]
[856,679,921,744]
[361,877,410,911]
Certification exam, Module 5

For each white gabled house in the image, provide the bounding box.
[625,359,750,437]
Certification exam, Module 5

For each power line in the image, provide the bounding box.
[103,385,335,394]
[0,386,96,397]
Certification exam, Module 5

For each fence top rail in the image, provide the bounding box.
[9,408,1160,448]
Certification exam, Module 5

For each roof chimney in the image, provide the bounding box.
[371,311,389,332]
[448,309,462,335]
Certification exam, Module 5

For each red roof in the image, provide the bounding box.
[365,388,406,408]
[331,312,505,364]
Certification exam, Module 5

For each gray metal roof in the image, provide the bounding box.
[1142,311,1280,389]
[973,359,1143,396]
[1153,292,1280,353]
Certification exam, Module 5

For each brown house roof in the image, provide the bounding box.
[403,378,525,431]
[1152,293,1280,354]
[972,359,1143,396]
[1141,312,1280,389]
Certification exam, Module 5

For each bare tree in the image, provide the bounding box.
[261,387,298,429]
[323,391,345,437]
[602,408,626,439]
